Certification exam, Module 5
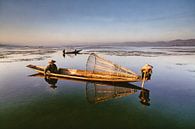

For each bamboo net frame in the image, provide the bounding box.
[86,53,138,78]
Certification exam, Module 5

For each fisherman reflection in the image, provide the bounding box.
[63,50,66,58]
[63,53,66,58]
[44,77,58,89]
[139,89,150,106]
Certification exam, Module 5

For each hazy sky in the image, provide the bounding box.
[0,0,195,45]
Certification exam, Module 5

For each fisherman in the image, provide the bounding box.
[63,49,65,54]
[44,59,58,76]
[141,64,153,80]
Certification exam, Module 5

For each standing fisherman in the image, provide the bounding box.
[141,64,153,80]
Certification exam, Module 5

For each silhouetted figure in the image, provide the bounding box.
[74,49,77,55]
[62,49,66,57]
[139,89,150,106]
[45,77,58,89]
[63,49,65,54]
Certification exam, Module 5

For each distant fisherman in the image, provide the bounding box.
[63,49,65,54]
[44,59,58,76]
[141,64,153,80]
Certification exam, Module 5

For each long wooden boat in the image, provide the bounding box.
[29,73,147,91]
[26,64,141,82]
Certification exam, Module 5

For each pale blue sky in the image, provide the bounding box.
[0,0,195,45]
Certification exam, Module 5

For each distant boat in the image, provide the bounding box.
[63,49,82,54]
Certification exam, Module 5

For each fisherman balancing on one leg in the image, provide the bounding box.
[141,64,153,80]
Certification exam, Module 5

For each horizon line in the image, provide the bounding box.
[0,38,195,47]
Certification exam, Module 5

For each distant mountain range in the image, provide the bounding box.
[1,39,195,47]
[109,39,195,47]
[0,43,21,47]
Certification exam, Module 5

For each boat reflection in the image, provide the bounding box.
[29,74,150,106]
[29,73,58,89]
[63,53,77,58]
[86,82,150,106]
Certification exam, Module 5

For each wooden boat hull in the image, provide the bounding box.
[29,73,146,90]
[26,64,141,82]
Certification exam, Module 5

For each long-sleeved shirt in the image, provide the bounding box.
[44,64,58,74]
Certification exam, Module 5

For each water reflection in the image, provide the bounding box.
[62,52,84,58]
[139,89,150,106]
[44,77,58,89]
[86,82,137,104]
[29,73,58,89]
[86,82,150,106]
[63,53,78,58]
[29,74,151,106]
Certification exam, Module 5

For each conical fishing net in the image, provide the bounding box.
[86,82,137,104]
[86,53,138,79]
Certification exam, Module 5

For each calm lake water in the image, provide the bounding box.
[0,46,195,129]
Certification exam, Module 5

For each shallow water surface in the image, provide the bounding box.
[0,46,195,129]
